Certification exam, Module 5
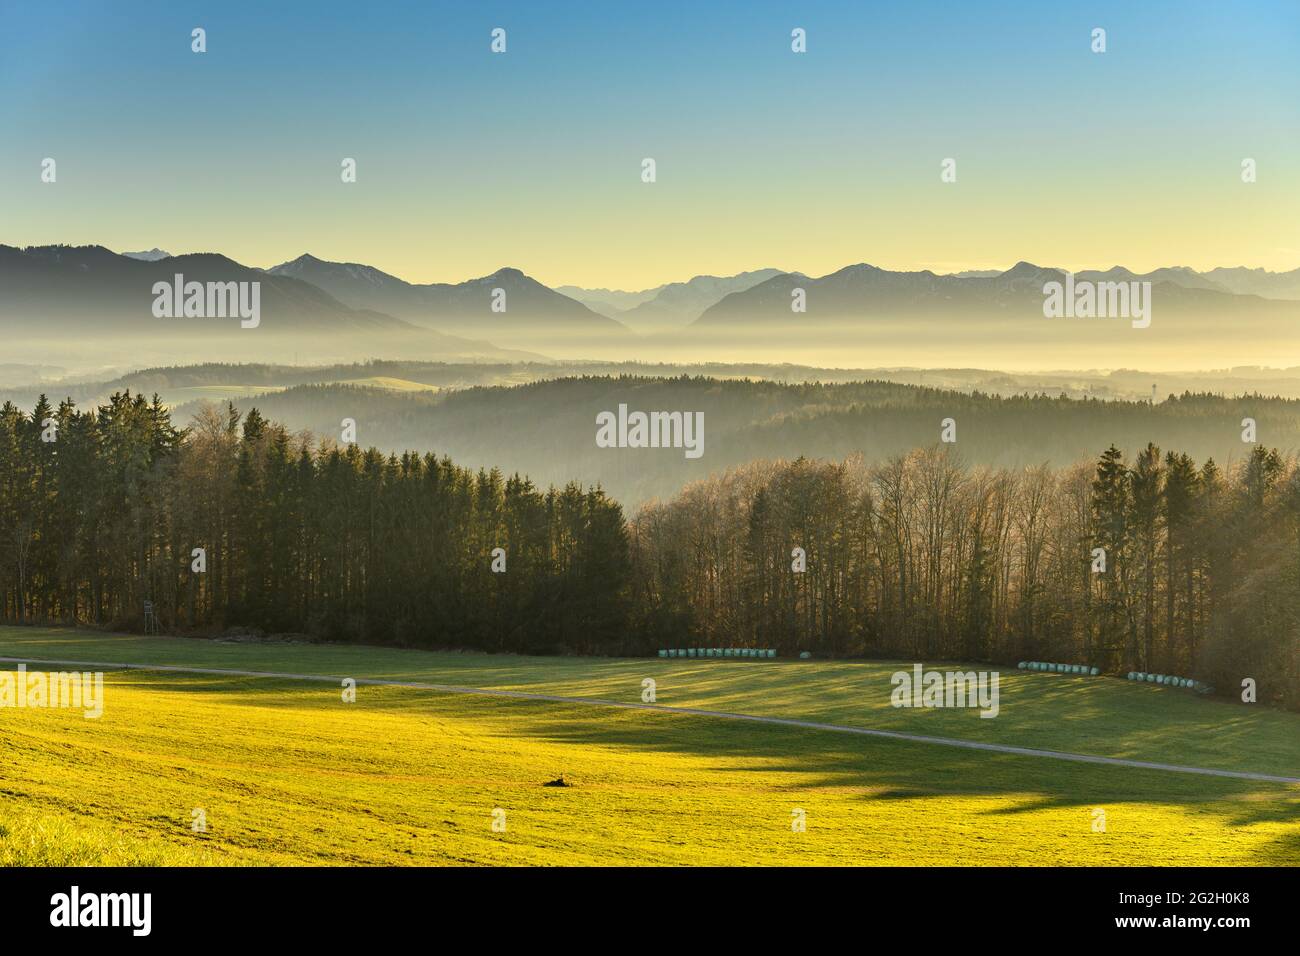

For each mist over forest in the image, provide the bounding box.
[5,250,1300,705]
[176,376,1300,506]
[6,0,1299,878]
[9,359,1300,507]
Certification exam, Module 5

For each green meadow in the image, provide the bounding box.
[0,626,1296,866]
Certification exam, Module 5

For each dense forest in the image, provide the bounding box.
[169,376,1300,505]
[10,370,1300,507]
[1,393,1296,708]
[0,393,629,654]
[22,358,1300,405]
[631,447,1299,709]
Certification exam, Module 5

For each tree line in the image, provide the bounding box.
[189,375,1300,507]
[1,394,1295,708]
[631,445,1299,708]
[0,394,629,654]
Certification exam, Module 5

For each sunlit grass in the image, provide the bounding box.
[2,626,1295,777]
[0,807,217,866]
[0,626,1296,866]
[335,377,441,392]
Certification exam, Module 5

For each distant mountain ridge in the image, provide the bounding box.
[1203,266,1300,300]
[555,284,662,316]
[559,269,786,329]
[960,263,1300,299]
[122,248,172,262]
[612,270,787,331]
[8,244,1300,364]
[1073,266,1231,293]
[0,244,410,333]
[267,254,627,341]
[0,245,538,363]
[694,261,1058,325]
[693,260,1300,326]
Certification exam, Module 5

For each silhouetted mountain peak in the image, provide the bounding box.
[1001,261,1054,279]
[479,267,529,283]
[122,248,172,262]
[832,263,885,277]
[0,245,415,334]
[262,257,625,336]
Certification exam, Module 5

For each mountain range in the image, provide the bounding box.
[692,261,1300,326]
[6,245,1300,369]
[122,248,173,262]
[267,254,626,343]
[0,246,542,366]
[0,245,407,333]
[558,269,785,332]
[949,265,1300,300]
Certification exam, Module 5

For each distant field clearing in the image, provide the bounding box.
[335,377,442,392]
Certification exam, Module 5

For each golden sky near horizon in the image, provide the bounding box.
[4,3,1298,290]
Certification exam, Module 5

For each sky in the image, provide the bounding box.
[2,0,1298,290]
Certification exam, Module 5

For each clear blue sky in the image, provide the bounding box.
[2,0,1297,287]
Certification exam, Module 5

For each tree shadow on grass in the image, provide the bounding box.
[92,671,1300,864]
[448,695,1300,854]
[110,670,1300,811]
[32,655,1298,776]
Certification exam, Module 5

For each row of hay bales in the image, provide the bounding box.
[1018,661,1101,676]
[659,648,777,659]
[1126,671,1211,692]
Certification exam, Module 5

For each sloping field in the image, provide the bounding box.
[335,377,442,391]
[0,627,1296,865]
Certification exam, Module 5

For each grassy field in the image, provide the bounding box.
[0,626,1296,866]
[335,376,442,392]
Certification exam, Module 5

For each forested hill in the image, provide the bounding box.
[1,394,1295,708]
[173,376,1300,506]
[0,394,629,656]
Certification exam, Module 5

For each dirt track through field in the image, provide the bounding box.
[3,654,1297,785]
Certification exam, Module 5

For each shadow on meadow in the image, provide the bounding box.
[13,668,1298,864]
[113,670,1300,825]
[92,657,1300,776]
[509,696,1300,863]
